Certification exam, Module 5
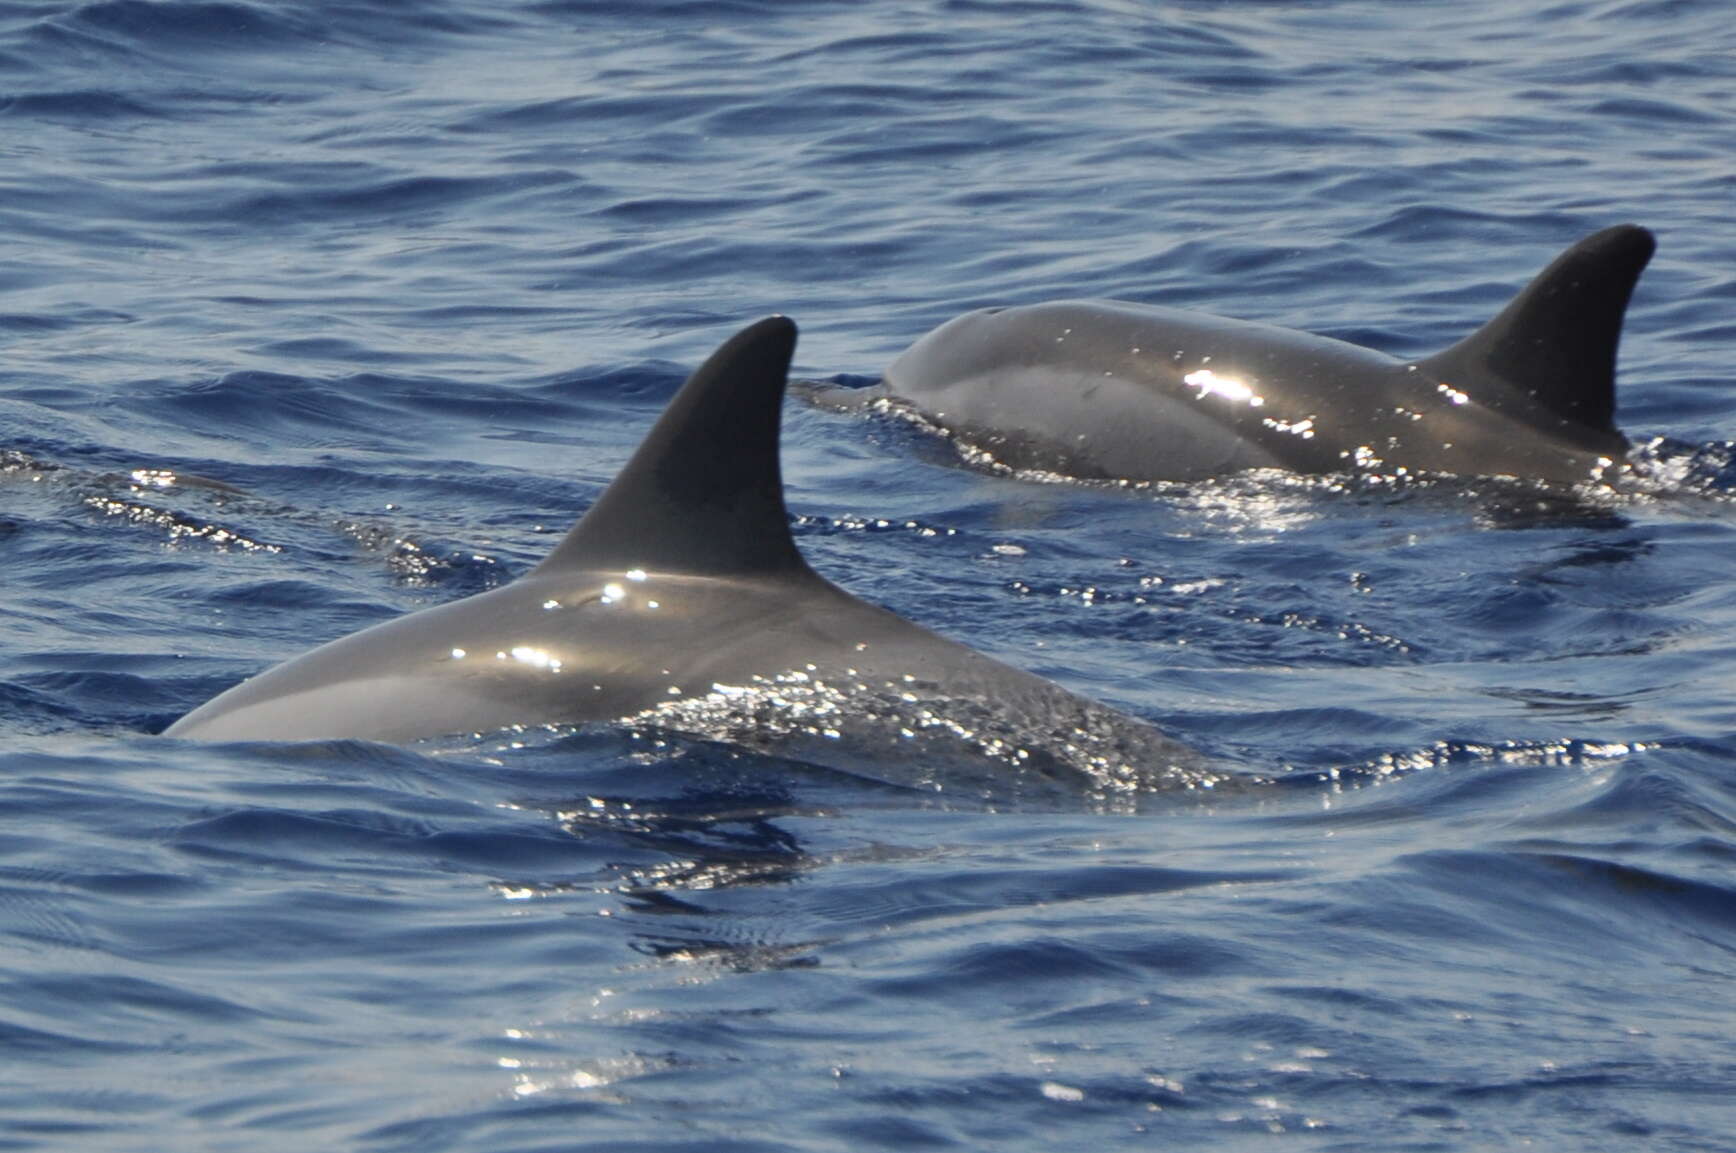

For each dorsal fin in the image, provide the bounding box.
[1419,224,1653,434]
[533,316,808,578]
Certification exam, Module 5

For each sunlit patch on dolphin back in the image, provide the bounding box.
[619,665,1232,811]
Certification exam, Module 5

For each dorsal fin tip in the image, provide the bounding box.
[1420,224,1653,437]
[533,315,809,579]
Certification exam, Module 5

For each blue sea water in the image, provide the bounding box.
[4,0,1736,1148]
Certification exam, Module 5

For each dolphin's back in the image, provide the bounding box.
[166,317,1222,795]
[877,226,1650,485]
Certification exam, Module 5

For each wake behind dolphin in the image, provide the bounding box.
[168,319,1224,801]
[844,225,1654,486]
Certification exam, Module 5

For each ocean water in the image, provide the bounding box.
[3,0,1735,1148]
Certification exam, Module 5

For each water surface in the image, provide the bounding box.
[3,1,1735,1149]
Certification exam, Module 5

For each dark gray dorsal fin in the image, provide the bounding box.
[1419,224,1654,434]
[533,316,807,578]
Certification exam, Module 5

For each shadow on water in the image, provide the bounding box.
[443,728,1307,975]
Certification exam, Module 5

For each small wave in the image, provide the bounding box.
[38,0,310,56]
[18,0,506,71]
[1401,848,1736,953]
[0,89,167,120]
[230,171,575,229]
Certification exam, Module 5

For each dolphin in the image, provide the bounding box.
[167,318,1221,797]
[843,225,1654,485]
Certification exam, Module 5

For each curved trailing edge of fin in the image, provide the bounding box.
[534,316,808,578]
[1420,223,1654,436]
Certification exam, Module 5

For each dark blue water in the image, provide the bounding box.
[4,1,1735,1148]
